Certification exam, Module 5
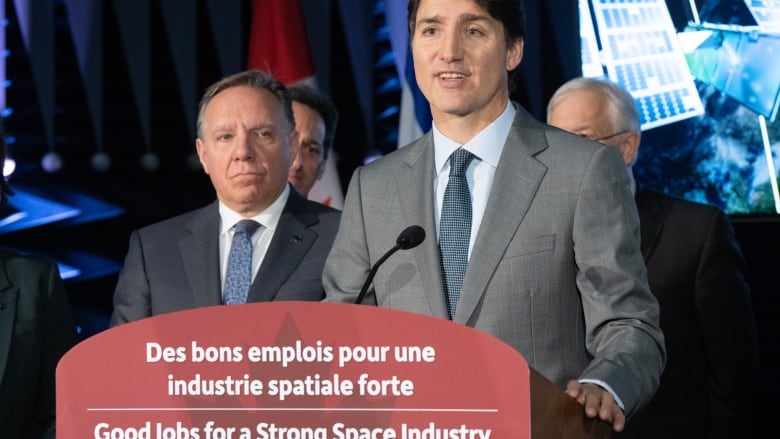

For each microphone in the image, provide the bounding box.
[354,225,426,305]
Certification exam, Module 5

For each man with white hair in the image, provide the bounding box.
[548,76,758,438]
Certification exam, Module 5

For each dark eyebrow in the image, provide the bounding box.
[461,13,489,24]
[416,13,491,28]
[249,123,276,132]
[416,15,444,27]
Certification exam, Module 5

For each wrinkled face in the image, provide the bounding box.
[547,89,638,165]
[196,86,295,216]
[410,0,523,122]
[288,101,326,197]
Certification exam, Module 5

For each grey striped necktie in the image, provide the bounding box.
[439,148,475,319]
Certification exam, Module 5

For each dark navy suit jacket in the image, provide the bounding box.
[0,249,78,438]
[110,188,340,325]
[619,186,758,438]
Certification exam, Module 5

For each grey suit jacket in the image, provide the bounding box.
[111,188,340,325]
[323,104,665,415]
[0,248,78,438]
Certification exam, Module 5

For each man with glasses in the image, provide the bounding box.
[548,77,758,438]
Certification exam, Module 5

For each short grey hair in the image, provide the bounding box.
[196,70,295,138]
[547,77,640,134]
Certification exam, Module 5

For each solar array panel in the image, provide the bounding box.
[745,0,780,32]
[584,0,705,130]
[579,0,607,77]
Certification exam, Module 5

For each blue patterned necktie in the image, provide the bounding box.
[223,219,261,305]
[439,148,476,319]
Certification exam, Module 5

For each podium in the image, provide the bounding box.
[57,302,612,438]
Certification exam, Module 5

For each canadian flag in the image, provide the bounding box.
[247,0,344,209]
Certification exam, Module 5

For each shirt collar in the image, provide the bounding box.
[433,101,515,174]
[219,184,290,234]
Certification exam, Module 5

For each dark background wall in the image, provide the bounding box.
[1,0,588,328]
[1,0,777,434]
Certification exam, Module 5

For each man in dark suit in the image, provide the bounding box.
[548,76,759,438]
[111,70,340,325]
[323,0,665,431]
[0,129,78,438]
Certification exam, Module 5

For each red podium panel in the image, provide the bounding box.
[58,302,531,438]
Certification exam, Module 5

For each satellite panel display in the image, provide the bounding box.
[584,0,705,129]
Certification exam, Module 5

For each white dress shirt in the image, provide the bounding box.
[433,101,515,259]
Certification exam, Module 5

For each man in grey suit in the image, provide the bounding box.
[323,0,665,432]
[111,70,340,325]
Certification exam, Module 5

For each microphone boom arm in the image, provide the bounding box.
[354,244,401,305]
[353,225,425,305]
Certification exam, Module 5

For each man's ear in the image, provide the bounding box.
[620,132,641,166]
[506,38,524,71]
[195,138,209,174]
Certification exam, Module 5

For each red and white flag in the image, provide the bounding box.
[247,0,344,209]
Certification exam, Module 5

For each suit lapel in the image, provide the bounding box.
[248,190,317,302]
[397,137,450,319]
[179,203,222,307]
[635,186,664,262]
[0,258,18,385]
[455,106,549,323]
